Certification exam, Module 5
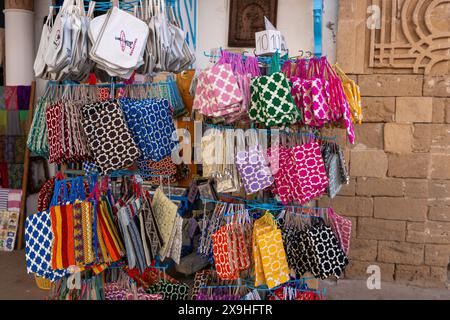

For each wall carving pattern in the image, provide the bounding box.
[370,0,450,74]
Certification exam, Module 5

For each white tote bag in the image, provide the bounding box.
[91,6,149,70]
[58,4,82,80]
[44,0,74,71]
[34,8,53,78]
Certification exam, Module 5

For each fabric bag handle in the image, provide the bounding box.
[268,51,281,75]
[50,180,62,207]
[245,56,261,77]
[282,60,292,78]
[69,178,77,203]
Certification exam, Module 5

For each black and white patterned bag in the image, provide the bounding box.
[81,100,141,174]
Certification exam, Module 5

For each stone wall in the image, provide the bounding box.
[328,0,450,288]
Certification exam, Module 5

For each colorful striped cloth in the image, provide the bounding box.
[50,204,75,269]
[7,189,21,212]
[97,198,124,263]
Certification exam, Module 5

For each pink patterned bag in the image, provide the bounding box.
[269,142,329,205]
[268,145,295,205]
[320,58,355,144]
[291,142,329,205]
[206,62,243,111]
[193,64,243,118]
[193,71,213,114]
[328,208,352,255]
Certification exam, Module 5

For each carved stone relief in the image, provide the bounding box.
[370,0,450,75]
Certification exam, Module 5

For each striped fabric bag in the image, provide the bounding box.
[7,189,22,212]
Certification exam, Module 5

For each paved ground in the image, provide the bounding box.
[323,279,450,300]
[1,251,449,300]
[0,251,43,300]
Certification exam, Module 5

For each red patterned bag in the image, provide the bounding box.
[138,156,177,185]
[46,102,64,163]
[37,172,64,212]
[211,225,239,280]
[37,178,55,212]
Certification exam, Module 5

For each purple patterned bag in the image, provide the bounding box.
[236,145,274,195]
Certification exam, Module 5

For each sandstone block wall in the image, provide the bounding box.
[332,0,450,288]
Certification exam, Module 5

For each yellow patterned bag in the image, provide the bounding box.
[253,213,290,289]
[151,188,178,260]
[334,64,363,125]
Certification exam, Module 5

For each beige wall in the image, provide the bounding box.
[327,0,450,289]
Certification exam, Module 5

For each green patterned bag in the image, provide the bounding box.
[148,279,189,300]
[249,72,301,127]
[27,98,49,157]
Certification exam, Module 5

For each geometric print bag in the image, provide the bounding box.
[328,208,352,255]
[25,210,68,281]
[306,221,349,280]
[291,142,329,205]
[235,130,274,195]
[321,142,343,199]
[252,213,290,289]
[120,98,179,163]
[249,72,301,127]
[81,100,141,174]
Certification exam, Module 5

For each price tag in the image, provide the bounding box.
[255,30,287,56]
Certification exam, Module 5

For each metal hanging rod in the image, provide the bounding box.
[49,0,177,13]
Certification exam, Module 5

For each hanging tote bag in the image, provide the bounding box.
[206,61,244,113]
[151,188,178,260]
[27,98,49,158]
[306,221,349,279]
[81,100,141,174]
[235,130,274,195]
[250,72,301,127]
[321,58,356,144]
[328,208,352,255]
[120,98,178,163]
[49,180,78,270]
[34,7,53,78]
[25,209,68,282]
[321,142,344,199]
[44,0,75,74]
[211,225,239,280]
[46,101,64,164]
[91,6,149,70]
[291,142,329,205]
[268,144,297,205]
[253,213,290,289]
[334,63,363,125]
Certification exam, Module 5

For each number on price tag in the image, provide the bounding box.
[255,30,286,56]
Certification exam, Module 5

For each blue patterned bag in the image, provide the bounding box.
[120,98,179,163]
[25,210,68,281]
